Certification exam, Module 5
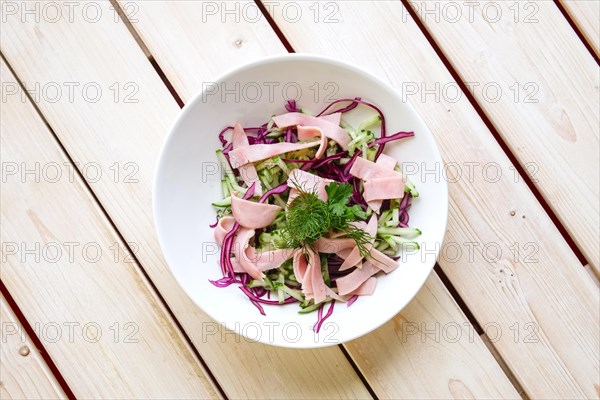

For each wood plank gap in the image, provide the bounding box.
[0,280,76,400]
[400,0,592,272]
[337,345,379,400]
[108,0,152,59]
[108,0,185,107]
[0,50,227,400]
[433,265,483,335]
[554,0,600,64]
[480,332,529,400]
[255,0,296,53]
[149,56,185,108]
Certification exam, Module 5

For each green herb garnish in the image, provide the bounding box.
[280,181,373,257]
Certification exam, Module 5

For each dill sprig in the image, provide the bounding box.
[283,190,331,248]
[280,181,371,256]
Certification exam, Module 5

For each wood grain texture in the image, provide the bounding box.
[0,295,67,400]
[0,2,370,398]
[0,60,219,399]
[560,0,600,56]
[345,274,519,399]
[115,1,525,398]
[408,0,599,271]
[266,1,600,399]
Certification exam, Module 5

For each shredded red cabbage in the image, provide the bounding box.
[316,97,361,116]
[209,215,220,228]
[314,301,336,332]
[346,295,358,307]
[259,182,288,203]
[369,131,414,147]
[285,99,299,112]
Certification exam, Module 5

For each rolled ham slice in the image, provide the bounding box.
[216,218,295,277]
[272,112,350,150]
[231,195,281,229]
[232,227,265,280]
[293,247,328,303]
[297,126,328,159]
[232,123,262,195]
[229,140,320,168]
[214,216,236,246]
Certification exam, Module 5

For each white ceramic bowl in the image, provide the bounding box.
[154,54,447,348]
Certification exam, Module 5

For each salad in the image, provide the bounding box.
[210,98,421,332]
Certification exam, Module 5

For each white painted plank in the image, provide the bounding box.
[409,0,599,271]
[560,0,600,56]
[267,1,600,399]
[0,1,371,398]
[0,59,219,399]
[345,274,520,399]
[0,294,67,400]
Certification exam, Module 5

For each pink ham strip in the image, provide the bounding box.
[376,153,397,169]
[350,277,377,296]
[214,216,236,246]
[297,126,327,159]
[231,195,281,229]
[287,169,333,202]
[293,250,309,285]
[339,247,361,271]
[338,248,354,259]
[339,216,378,270]
[350,156,403,212]
[293,247,328,303]
[336,261,380,295]
[336,245,398,295]
[363,176,405,203]
[319,112,341,126]
[350,156,399,180]
[369,248,398,273]
[272,112,350,150]
[232,227,265,280]
[233,248,296,274]
[229,140,320,168]
[232,123,262,195]
[314,237,356,253]
[369,155,396,211]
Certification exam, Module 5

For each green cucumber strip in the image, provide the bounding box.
[358,114,382,131]
[211,197,232,207]
[377,227,422,238]
[405,178,419,197]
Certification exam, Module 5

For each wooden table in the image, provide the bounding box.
[1,1,598,399]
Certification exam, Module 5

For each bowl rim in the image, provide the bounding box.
[153,53,449,348]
